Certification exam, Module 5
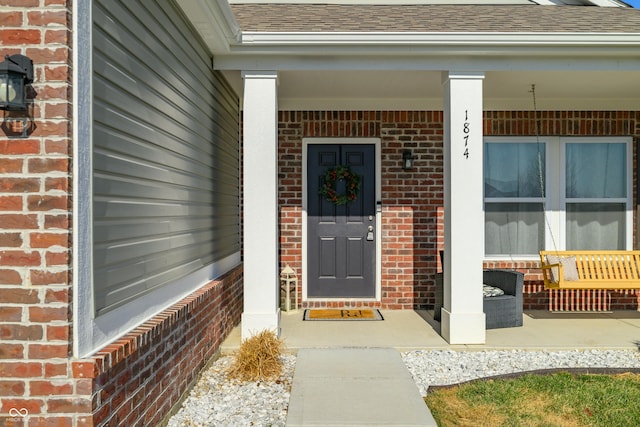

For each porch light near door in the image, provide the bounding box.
[402,149,415,170]
[0,54,34,111]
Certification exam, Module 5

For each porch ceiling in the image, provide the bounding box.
[222,69,640,110]
[176,0,640,110]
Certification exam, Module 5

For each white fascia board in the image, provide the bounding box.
[176,0,241,54]
[232,0,530,3]
[240,32,640,47]
[230,0,624,4]
[220,32,640,70]
[586,0,629,6]
[534,0,630,5]
[217,31,640,71]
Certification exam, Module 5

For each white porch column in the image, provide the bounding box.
[441,71,486,345]
[241,71,280,340]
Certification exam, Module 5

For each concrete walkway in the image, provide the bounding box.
[285,348,437,427]
[220,309,640,426]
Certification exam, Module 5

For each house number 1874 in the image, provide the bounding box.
[463,110,470,159]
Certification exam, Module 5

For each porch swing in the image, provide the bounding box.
[531,85,640,290]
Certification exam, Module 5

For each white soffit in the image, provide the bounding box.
[221,69,640,110]
[176,0,241,53]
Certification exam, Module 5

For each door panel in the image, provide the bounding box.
[307,144,376,298]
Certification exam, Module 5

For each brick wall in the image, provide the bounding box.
[278,110,640,311]
[485,111,640,310]
[279,111,444,310]
[0,1,76,425]
[0,3,245,426]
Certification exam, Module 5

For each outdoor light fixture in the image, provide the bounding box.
[0,54,34,111]
[402,149,415,170]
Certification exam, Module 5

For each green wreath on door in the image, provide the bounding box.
[319,165,361,205]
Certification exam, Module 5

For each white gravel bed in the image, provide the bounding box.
[402,349,640,396]
[167,354,296,427]
[167,349,640,426]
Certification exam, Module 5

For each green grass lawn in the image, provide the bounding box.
[425,372,640,427]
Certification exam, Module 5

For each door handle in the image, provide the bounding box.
[366,225,374,241]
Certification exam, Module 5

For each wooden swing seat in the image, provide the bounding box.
[539,250,640,290]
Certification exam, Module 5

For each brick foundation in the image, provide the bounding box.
[72,266,243,427]
[0,265,242,427]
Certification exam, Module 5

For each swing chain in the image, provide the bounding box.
[530,84,559,254]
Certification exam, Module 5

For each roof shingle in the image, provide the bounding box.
[230,4,640,33]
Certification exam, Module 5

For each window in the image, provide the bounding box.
[484,137,632,257]
[484,141,545,255]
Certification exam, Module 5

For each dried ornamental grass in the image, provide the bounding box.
[227,330,284,382]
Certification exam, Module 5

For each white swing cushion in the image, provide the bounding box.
[546,255,580,282]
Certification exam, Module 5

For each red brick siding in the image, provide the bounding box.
[279,111,444,310]
[0,1,76,425]
[278,111,640,311]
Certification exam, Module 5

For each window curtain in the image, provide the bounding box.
[484,143,545,255]
[565,143,626,250]
[485,203,544,255]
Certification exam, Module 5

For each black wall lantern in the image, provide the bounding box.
[0,54,34,111]
[402,149,415,170]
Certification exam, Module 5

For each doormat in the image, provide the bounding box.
[303,309,383,321]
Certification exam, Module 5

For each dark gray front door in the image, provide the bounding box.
[307,144,376,298]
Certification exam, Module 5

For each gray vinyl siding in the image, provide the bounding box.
[92,0,240,316]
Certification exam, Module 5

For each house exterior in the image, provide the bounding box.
[0,0,639,425]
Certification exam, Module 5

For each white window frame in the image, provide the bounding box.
[483,136,632,260]
[484,137,551,259]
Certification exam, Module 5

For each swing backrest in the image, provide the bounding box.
[539,250,640,290]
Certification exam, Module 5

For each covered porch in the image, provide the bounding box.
[178,1,640,347]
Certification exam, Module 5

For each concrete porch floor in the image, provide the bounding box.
[220,309,640,353]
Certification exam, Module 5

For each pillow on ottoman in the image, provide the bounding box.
[483,284,505,298]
